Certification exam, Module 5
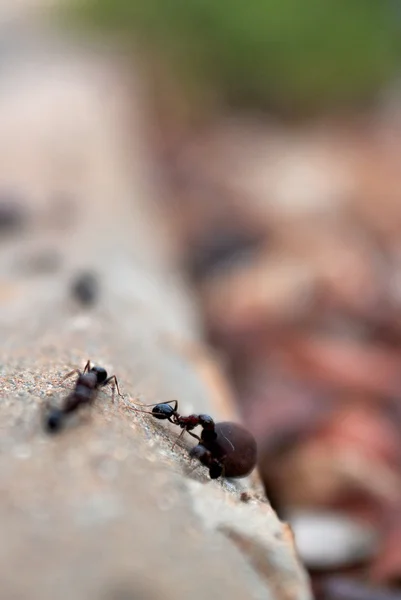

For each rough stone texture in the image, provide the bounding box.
[0,15,312,600]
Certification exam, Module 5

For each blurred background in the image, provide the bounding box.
[4,0,401,598]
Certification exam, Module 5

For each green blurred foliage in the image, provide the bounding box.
[69,0,401,116]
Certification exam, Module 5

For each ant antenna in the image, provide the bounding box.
[124,398,178,413]
[128,406,156,416]
[119,396,154,414]
[129,399,178,409]
[171,428,186,450]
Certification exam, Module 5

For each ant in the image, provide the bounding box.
[44,360,123,433]
[71,270,99,307]
[130,399,216,448]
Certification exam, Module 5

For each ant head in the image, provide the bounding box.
[198,414,215,429]
[152,403,175,420]
[209,460,224,479]
[90,365,108,384]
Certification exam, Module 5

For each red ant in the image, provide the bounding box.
[130,399,216,448]
[44,360,123,433]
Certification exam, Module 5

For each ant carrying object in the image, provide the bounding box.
[131,399,258,481]
[130,399,216,448]
[189,421,258,480]
[44,360,123,434]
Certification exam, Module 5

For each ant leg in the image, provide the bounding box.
[172,429,201,450]
[62,368,82,383]
[152,399,178,411]
[128,399,179,412]
[83,360,91,374]
[171,428,186,450]
[61,359,90,382]
[103,375,123,403]
[129,406,159,415]
[187,430,201,442]
[153,399,178,412]
[166,400,178,412]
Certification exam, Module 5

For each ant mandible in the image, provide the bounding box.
[44,359,123,433]
[130,399,216,448]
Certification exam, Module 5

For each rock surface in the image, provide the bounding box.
[0,14,312,600]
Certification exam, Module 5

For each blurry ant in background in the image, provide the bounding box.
[44,360,123,434]
[70,270,99,307]
[130,399,216,448]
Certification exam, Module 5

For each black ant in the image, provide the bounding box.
[44,360,123,433]
[130,399,216,448]
[189,421,258,480]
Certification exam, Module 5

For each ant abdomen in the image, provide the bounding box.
[45,408,64,433]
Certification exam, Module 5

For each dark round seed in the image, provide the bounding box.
[200,421,257,478]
